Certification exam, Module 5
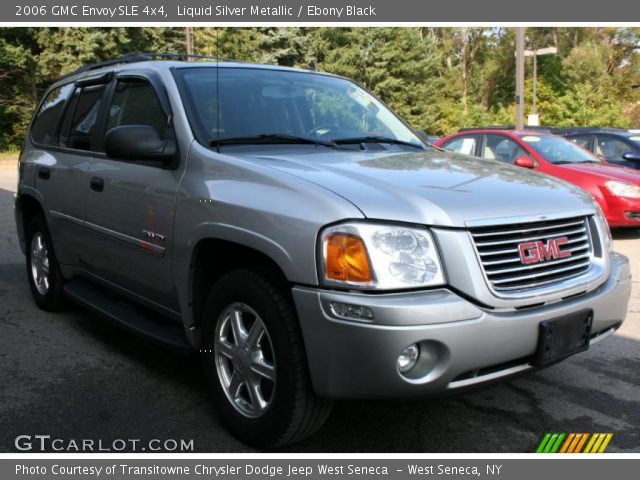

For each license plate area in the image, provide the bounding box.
[533,310,593,367]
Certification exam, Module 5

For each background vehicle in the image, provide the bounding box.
[435,129,640,227]
[15,56,631,448]
[557,128,640,170]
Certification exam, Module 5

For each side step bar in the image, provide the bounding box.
[63,279,192,355]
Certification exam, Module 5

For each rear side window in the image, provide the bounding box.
[442,135,479,156]
[30,84,74,145]
[106,79,167,138]
[65,84,107,151]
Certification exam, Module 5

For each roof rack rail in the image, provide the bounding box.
[59,53,237,81]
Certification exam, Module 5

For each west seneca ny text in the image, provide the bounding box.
[16,463,503,477]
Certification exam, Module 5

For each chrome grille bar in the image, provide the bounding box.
[469,216,593,293]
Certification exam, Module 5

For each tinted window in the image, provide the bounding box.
[31,84,74,145]
[443,136,479,156]
[58,87,81,148]
[106,79,167,138]
[483,135,527,163]
[595,136,632,162]
[567,135,591,149]
[66,84,106,151]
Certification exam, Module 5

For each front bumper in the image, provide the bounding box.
[293,252,631,399]
[603,194,640,227]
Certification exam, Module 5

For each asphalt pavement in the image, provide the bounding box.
[0,160,638,453]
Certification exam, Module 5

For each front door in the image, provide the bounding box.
[83,75,183,311]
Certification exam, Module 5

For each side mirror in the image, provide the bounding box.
[105,125,176,162]
[622,151,640,162]
[514,156,537,169]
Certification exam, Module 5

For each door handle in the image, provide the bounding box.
[37,167,51,180]
[90,176,104,192]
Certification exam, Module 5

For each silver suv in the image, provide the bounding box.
[15,55,632,447]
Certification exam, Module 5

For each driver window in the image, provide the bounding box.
[106,78,167,140]
[595,136,630,162]
[484,135,527,164]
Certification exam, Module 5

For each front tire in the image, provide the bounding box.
[25,214,65,311]
[201,267,332,448]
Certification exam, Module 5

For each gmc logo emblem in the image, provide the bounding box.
[518,237,572,264]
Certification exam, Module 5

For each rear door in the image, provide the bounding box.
[82,72,183,311]
[27,77,110,268]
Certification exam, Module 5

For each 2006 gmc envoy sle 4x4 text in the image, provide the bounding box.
[14,54,632,447]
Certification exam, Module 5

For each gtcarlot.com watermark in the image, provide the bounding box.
[14,435,194,452]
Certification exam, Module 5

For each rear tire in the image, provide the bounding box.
[25,214,65,311]
[201,266,332,448]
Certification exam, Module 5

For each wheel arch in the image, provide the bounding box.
[15,193,46,254]
[188,238,293,334]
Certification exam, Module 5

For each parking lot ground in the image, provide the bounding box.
[0,160,638,453]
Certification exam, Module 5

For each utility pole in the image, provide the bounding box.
[185,27,194,59]
[523,46,557,124]
[515,28,525,130]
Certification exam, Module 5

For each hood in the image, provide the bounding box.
[558,162,640,184]
[234,148,596,227]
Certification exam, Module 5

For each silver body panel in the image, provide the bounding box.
[15,61,631,399]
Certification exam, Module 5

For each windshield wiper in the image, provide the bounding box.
[333,135,425,149]
[554,160,599,164]
[210,133,336,148]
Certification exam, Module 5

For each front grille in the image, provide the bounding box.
[469,216,593,293]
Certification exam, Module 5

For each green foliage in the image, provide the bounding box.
[0,27,639,150]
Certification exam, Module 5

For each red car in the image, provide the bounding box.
[435,129,640,227]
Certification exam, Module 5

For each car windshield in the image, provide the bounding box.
[174,67,424,148]
[519,134,601,164]
[628,135,640,146]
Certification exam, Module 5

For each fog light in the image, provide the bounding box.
[397,344,420,373]
[328,302,374,321]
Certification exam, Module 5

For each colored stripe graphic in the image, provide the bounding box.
[597,433,613,453]
[559,433,575,453]
[537,433,552,453]
[574,433,589,453]
[538,433,613,453]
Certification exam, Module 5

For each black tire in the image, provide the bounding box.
[25,214,65,311]
[201,266,332,448]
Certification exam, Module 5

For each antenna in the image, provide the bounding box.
[216,28,221,153]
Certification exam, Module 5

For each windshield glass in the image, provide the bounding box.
[628,135,640,146]
[174,67,423,147]
[519,134,601,164]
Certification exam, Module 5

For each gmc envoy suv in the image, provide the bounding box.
[15,54,631,447]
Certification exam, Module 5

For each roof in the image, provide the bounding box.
[54,53,334,87]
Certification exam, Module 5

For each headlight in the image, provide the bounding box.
[605,180,640,199]
[593,203,613,254]
[319,222,445,289]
